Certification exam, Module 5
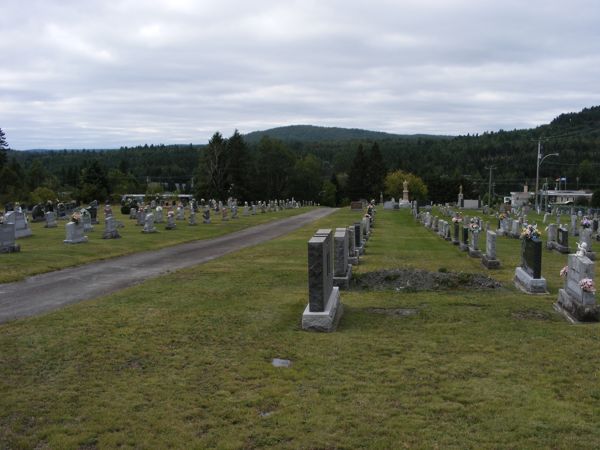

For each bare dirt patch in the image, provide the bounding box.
[353,268,502,291]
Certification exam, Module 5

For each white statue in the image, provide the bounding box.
[576,241,588,258]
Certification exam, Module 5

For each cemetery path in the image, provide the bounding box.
[0,208,336,324]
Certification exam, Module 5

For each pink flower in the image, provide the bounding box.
[559,266,568,277]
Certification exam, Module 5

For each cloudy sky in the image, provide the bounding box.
[1,0,600,149]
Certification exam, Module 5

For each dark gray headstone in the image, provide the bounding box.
[521,238,542,279]
[308,235,333,312]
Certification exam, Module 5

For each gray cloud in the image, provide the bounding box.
[1,0,600,148]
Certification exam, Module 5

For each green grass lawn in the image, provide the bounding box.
[1,208,599,449]
[0,206,314,283]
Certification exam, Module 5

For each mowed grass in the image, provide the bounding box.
[1,208,600,448]
[0,206,314,283]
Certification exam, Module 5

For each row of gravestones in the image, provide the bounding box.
[416,210,599,323]
[301,212,375,332]
[417,212,502,270]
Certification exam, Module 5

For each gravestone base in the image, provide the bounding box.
[554,289,599,322]
[356,245,365,255]
[468,246,481,258]
[514,267,548,294]
[546,241,555,251]
[333,265,353,290]
[459,242,468,252]
[496,229,505,237]
[302,287,343,332]
[348,255,359,266]
[452,238,459,246]
[203,219,211,224]
[15,228,33,239]
[481,254,500,269]
[102,229,121,239]
[585,251,596,261]
[0,243,20,253]
[64,236,88,244]
[554,243,570,254]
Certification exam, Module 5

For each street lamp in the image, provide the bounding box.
[535,142,559,212]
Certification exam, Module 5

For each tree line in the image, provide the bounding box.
[1,105,599,207]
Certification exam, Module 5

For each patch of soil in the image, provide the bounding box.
[366,307,419,317]
[511,309,552,321]
[353,268,502,291]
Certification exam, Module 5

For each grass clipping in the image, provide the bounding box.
[353,268,502,292]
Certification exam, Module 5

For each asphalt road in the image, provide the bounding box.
[0,208,336,324]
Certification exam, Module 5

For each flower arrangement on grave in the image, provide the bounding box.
[452,214,463,223]
[581,217,592,228]
[469,217,480,232]
[520,223,540,240]
[499,213,507,220]
[70,212,81,224]
[580,278,596,294]
[560,266,569,277]
[167,211,174,217]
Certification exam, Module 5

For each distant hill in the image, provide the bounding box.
[243,125,451,143]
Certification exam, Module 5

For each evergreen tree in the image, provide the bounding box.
[227,130,251,200]
[196,132,229,199]
[346,144,370,200]
[366,142,386,199]
[255,136,295,199]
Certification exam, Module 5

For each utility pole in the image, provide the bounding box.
[485,165,495,207]
[535,139,541,212]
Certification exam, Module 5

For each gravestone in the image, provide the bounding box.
[432,216,439,232]
[546,223,557,250]
[231,206,238,219]
[136,208,145,226]
[44,211,58,228]
[4,211,33,239]
[452,221,460,245]
[459,226,469,252]
[332,228,352,289]
[129,207,138,220]
[570,215,578,237]
[31,204,45,222]
[350,201,363,211]
[511,219,520,238]
[243,203,249,216]
[514,238,547,293]
[593,219,599,235]
[468,230,481,258]
[481,230,500,269]
[81,209,94,232]
[251,204,257,215]
[103,216,121,239]
[189,210,197,226]
[154,206,164,223]
[165,212,176,230]
[347,225,359,265]
[63,221,88,244]
[555,252,599,322]
[361,217,370,241]
[302,233,343,332]
[176,206,185,221]
[0,223,21,253]
[88,201,99,225]
[222,208,229,221]
[142,213,158,233]
[444,222,451,241]
[354,222,364,255]
[202,208,211,224]
[555,227,570,254]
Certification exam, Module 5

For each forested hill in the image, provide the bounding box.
[2,105,600,205]
[243,125,450,143]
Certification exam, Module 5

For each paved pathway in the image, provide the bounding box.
[0,208,336,324]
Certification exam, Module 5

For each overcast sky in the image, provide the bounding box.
[1,0,600,149]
